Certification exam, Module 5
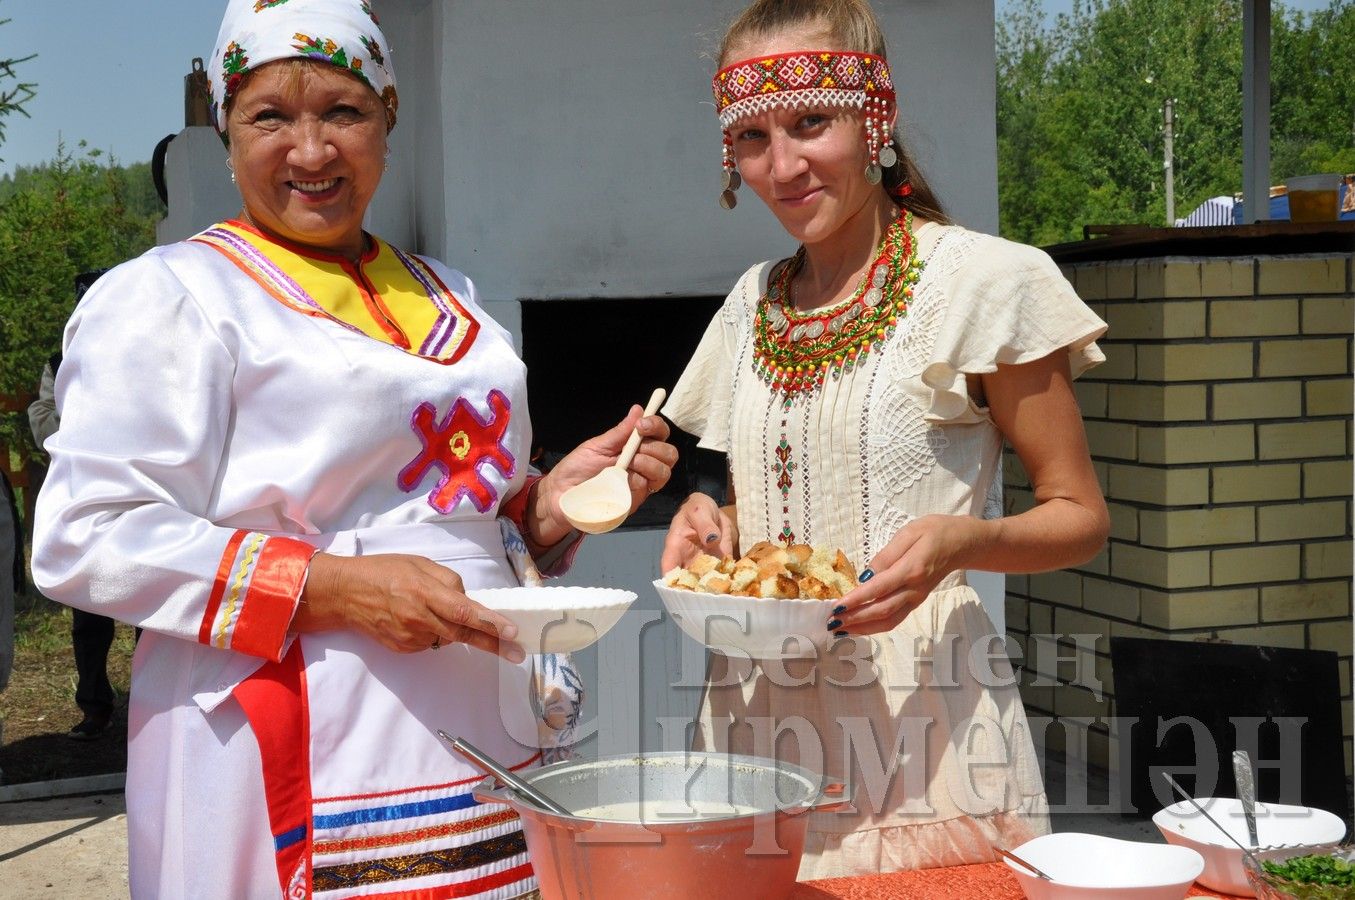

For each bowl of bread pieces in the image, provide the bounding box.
[655,541,859,658]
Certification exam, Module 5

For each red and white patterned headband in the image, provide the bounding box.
[712,50,895,130]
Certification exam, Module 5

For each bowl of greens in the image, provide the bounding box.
[1244,843,1355,899]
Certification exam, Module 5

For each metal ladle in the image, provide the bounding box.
[438,731,572,816]
[1162,772,1261,866]
[993,845,1054,880]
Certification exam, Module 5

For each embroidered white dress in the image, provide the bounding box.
[32,225,558,899]
[663,222,1107,878]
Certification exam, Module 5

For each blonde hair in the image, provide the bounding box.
[719,0,951,225]
[719,0,886,66]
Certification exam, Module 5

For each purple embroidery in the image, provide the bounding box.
[398,390,516,514]
[390,246,458,357]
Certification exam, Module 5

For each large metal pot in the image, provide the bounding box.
[473,751,850,900]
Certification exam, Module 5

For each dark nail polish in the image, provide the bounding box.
[832,605,847,616]
[834,630,849,638]
[826,618,842,631]
[705,533,719,543]
[859,568,875,582]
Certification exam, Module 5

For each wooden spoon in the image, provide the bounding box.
[558,388,667,535]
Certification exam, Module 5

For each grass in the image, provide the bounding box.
[0,590,135,784]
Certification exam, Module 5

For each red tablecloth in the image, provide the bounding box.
[793,861,1248,899]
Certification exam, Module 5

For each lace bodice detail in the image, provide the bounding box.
[664,223,1106,571]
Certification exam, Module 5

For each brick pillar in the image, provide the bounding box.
[1006,253,1354,775]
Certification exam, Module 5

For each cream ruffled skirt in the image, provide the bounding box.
[693,577,1050,879]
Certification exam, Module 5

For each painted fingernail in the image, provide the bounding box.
[859,568,875,582]
[826,619,842,631]
[834,630,849,638]
[705,533,719,543]
[832,605,847,616]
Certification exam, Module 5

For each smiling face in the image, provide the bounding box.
[225,60,386,258]
[723,26,895,247]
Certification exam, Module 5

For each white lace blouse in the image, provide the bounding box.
[665,221,1107,574]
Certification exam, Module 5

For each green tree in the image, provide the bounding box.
[0,5,36,162]
[1271,2,1355,178]
[0,141,159,458]
[996,0,1354,244]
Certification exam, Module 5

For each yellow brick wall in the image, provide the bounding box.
[1007,252,1353,776]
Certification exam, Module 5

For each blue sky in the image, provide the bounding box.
[0,0,1341,176]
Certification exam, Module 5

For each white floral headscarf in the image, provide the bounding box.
[209,0,398,138]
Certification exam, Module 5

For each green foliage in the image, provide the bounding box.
[0,7,37,162]
[0,140,160,459]
[1261,852,1355,887]
[997,0,1355,244]
[1272,1,1355,180]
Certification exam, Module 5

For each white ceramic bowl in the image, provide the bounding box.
[653,580,838,658]
[1003,832,1204,900]
[1153,798,1348,896]
[467,586,636,654]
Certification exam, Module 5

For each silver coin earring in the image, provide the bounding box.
[864,96,903,185]
[879,139,898,170]
[719,131,740,209]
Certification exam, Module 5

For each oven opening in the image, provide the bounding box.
[521,297,728,529]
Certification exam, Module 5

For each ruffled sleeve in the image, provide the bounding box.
[662,263,767,452]
[919,234,1106,421]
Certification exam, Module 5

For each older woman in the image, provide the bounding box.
[661,0,1109,879]
[31,1,675,897]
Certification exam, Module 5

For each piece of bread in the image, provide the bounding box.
[828,571,856,596]
[730,565,759,594]
[688,553,722,576]
[664,543,857,600]
[744,541,782,564]
[797,575,841,600]
[785,544,813,574]
[831,549,855,581]
[758,573,799,599]
[698,571,733,594]
[664,567,699,591]
[756,558,791,581]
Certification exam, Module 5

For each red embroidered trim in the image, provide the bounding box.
[752,211,920,398]
[356,862,535,900]
[233,642,313,897]
[199,529,248,646]
[500,474,541,537]
[192,221,481,366]
[229,536,315,662]
[313,809,520,854]
[713,50,894,125]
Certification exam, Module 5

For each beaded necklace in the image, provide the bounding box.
[753,210,921,400]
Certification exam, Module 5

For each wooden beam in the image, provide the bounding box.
[1242,0,1271,222]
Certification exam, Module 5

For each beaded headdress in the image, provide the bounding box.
[209,0,398,142]
[710,51,898,207]
[712,50,894,129]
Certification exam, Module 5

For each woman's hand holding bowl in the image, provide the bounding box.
[295,552,525,661]
[832,514,994,635]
